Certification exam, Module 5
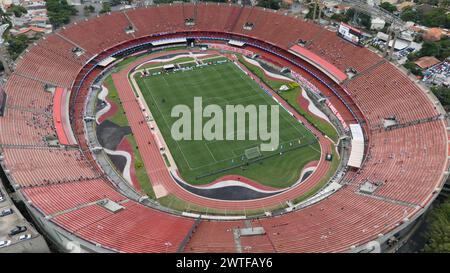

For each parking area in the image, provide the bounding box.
[422,61,450,86]
[0,183,44,252]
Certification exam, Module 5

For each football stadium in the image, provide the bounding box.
[0,3,448,254]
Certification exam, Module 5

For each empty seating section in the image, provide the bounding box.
[0,4,445,253]
[344,62,438,128]
[186,188,417,253]
[125,7,177,38]
[224,5,243,31]
[58,13,132,54]
[52,203,115,232]
[185,221,243,253]
[3,74,52,112]
[22,178,126,215]
[263,14,304,48]
[242,8,275,40]
[252,10,297,47]
[14,38,82,88]
[39,35,91,66]
[72,202,194,253]
[348,120,446,205]
[230,5,252,33]
[288,19,323,44]
[306,30,380,73]
[239,237,276,253]
[181,3,195,24]
[155,4,185,32]
[239,226,276,253]
[0,108,54,145]
[256,187,416,252]
[196,4,230,31]
[2,147,101,187]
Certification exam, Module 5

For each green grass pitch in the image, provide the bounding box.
[134,61,321,188]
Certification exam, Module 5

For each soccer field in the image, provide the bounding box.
[134,60,321,188]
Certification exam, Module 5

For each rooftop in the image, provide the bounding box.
[415,56,441,69]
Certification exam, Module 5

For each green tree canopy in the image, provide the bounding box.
[380,2,397,13]
[424,198,450,252]
[7,4,27,18]
[401,6,450,28]
[46,0,78,28]
[100,2,112,14]
[6,34,30,60]
[257,0,281,10]
[431,86,450,111]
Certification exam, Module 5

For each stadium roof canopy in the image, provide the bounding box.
[228,40,245,47]
[98,56,117,67]
[348,124,364,168]
[151,37,187,46]
[289,44,347,83]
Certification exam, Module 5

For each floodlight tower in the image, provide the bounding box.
[0,24,11,76]
[312,0,318,21]
[312,0,324,23]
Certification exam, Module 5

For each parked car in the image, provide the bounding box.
[0,195,4,202]
[0,208,13,217]
[18,234,32,241]
[0,240,11,248]
[9,226,27,236]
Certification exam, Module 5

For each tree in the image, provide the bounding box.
[380,2,397,13]
[100,2,111,14]
[305,1,322,20]
[413,37,449,60]
[431,86,450,111]
[421,41,440,57]
[401,6,450,28]
[7,4,27,18]
[424,198,450,252]
[46,0,78,28]
[413,33,423,43]
[84,5,95,16]
[257,0,281,10]
[110,0,122,6]
[437,36,450,59]
[358,12,372,30]
[421,8,449,28]
[345,8,355,21]
[403,61,423,76]
[6,34,30,60]
[401,7,419,22]
[0,8,12,25]
[330,13,350,23]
